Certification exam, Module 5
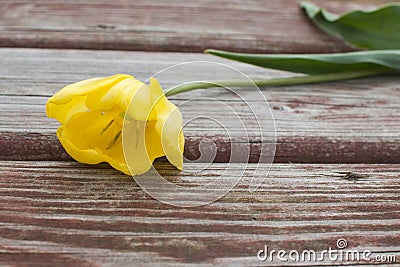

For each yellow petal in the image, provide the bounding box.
[148,78,168,109]
[148,78,184,170]
[102,142,131,175]
[57,108,133,174]
[145,120,165,161]
[46,95,88,125]
[155,102,184,170]
[59,124,130,175]
[122,121,166,176]
[57,126,103,164]
[123,120,154,175]
[117,79,154,121]
[46,74,132,124]
[51,74,132,105]
[63,109,121,150]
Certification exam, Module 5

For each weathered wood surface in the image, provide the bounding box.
[1,161,399,266]
[1,0,399,265]
[0,48,399,163]
[0,0,394,53]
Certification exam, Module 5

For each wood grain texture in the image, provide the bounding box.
[1,1,399,266]
[0,161,399,266]
[0,0,394,53]
[0,48,399,163]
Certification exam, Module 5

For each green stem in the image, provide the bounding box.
[165,69,388,97]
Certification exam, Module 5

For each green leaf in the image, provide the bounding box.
[205,49,400,75]
[301,1,400,50]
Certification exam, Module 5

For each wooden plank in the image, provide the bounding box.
[0,48,399,163]
[0,0,393,53]
[0,161,399,266]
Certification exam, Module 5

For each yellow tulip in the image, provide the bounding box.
[46,74,184,175]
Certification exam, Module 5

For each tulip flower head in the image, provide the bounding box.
[46,74,184,175]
